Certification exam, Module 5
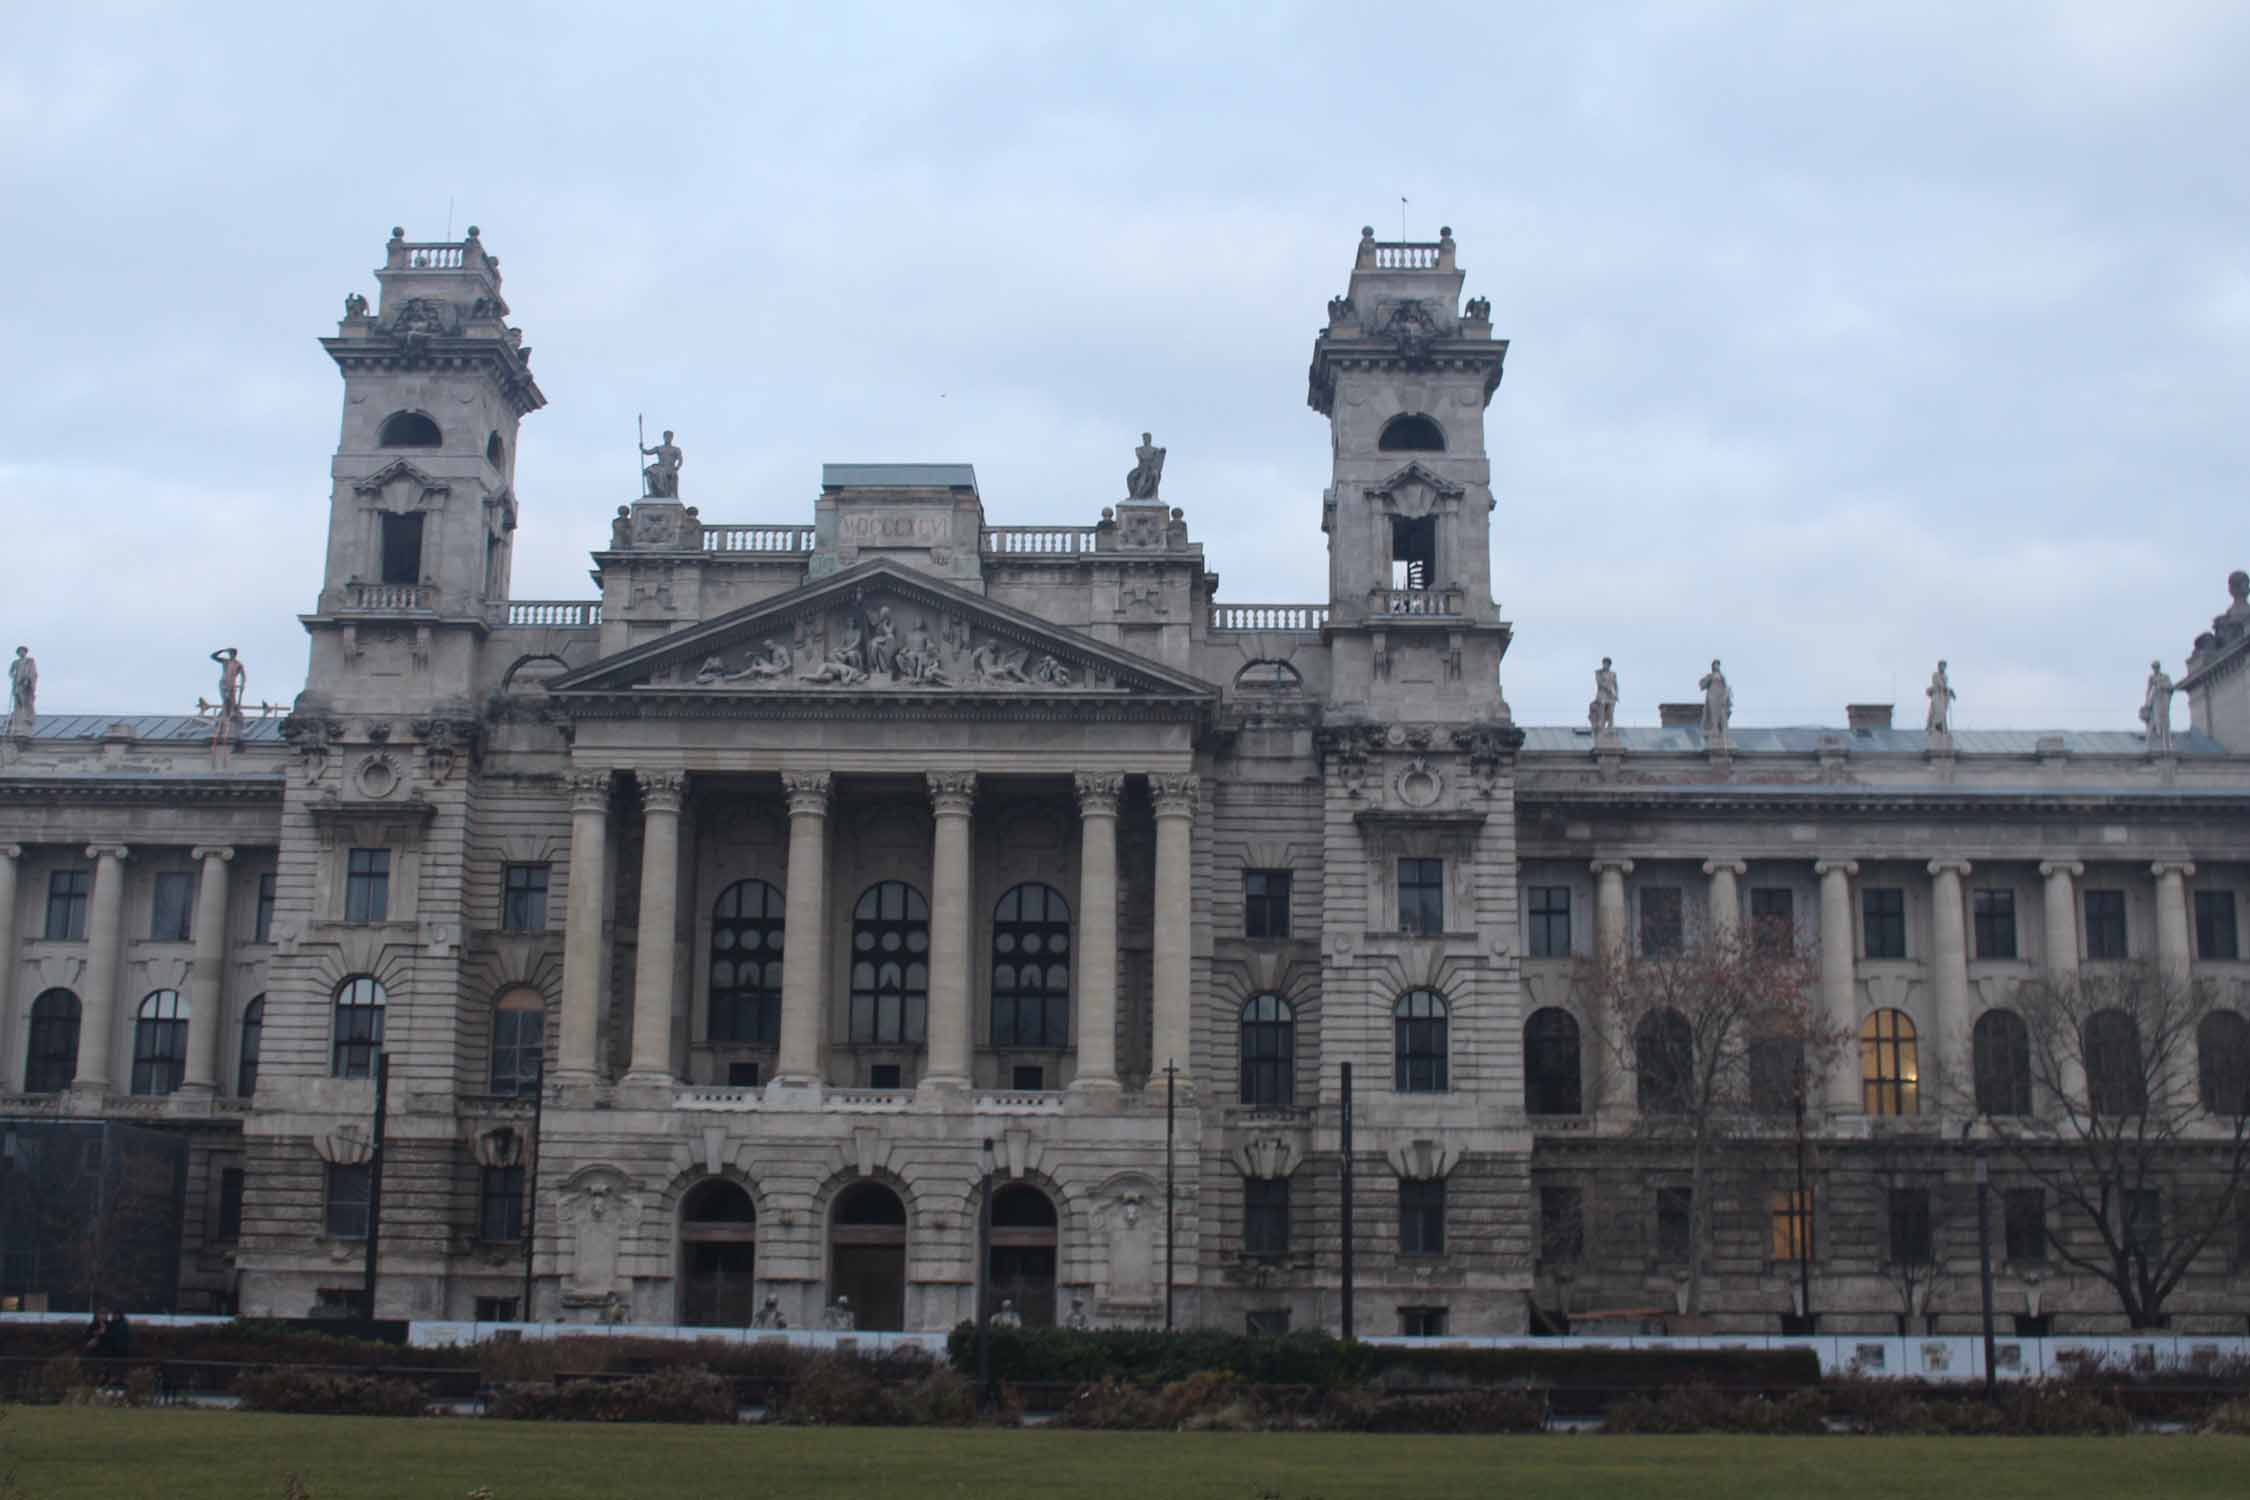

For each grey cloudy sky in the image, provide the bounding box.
[6,1,2245,731]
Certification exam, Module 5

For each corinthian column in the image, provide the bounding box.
[921,771,977,1093]
[1070,773,1122,1093]
[624,771,686,1086]
[773,772,833,1089]
[2038,860,2086,1108]
[2152,862,2196,985]
[74,845,130,1096]
[1704,859,1746,944]
[182,846,235,1094]
[0,846,19,1091]
[1814,859,1860,1112]
[1151,773,1198,1095]
[557,771,612,1085]
[1927,859,1972,1102]
[1590,859,1633,957]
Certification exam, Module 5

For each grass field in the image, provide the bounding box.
[4,1408,2247,1500]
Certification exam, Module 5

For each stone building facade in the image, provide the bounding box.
[3,224,2248,1335]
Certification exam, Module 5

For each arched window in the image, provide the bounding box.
[490,987,546,1096]
[829,1181,909,1332]
[237,995,265,1098]
[24,989,80,1094]
[1233,660,1304,692]
[1636,1009,1694,1113]
[1394,989,1449,1093]
[1378,413,1446,452]
[2199,1011,2250,1116]
[709,879,785,1044]
[679,1179,758,1329]
[1239,994,1295,1107]
[1973,1009,2033,1117]
[1860,1009,1920,1117]
[2084,1008,2147,1116]
[851,882,929,1046]
[377,410,442,448]
[1523,1007,1582,1115]
[485,431,505,467]
[131,990,189,1096]
[683,1179,757,1225]
[991,883,1069,1049]
[332,975,386,1079]
[987,1182,1060,1326]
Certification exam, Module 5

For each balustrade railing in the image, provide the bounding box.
[702,524,817,554]
[1375,587,1463,617]
[1210,602,1329,633]
[401,244,466,270]
[343,582,435,612]
[1371,242,1441,270]
[982,526,1097,556]
[504,600,602,627]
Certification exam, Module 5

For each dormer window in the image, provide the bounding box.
[1378,413,1445,452]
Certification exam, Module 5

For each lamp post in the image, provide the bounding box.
[520,1056,545,1320]
[974,1135,995,1409]
[1791,1079,1812,1331]
[1966,1120,1998,1398]
[1163,1059,1176,1332]
[1340,1061,1355,1341]
[362,1051,390,1322]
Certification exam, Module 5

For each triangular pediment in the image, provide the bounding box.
[548,559,1217,712]
[1365,461,1464,503]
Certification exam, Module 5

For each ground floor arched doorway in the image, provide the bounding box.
[988,1182,1058,1327]
[829,1181,908,1331]
[678,1179,757,1327]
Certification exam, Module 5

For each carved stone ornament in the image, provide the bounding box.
[1233,1134,1303,1181]
[927,771,977,815]
[410,715,480,784]
[1393,756,1443,809]
[1386,1137,1455,1182]
[1150,773,1199,817]
[1074,771,1123,816]
[568,770,613,812]
[1451,722,1525,794]
[1315,723,1387,796]
[314,1125,374,1167]
[782,771,833,817]
[637,769,686,813]
[1379,298,1443,366]
[471,1126,524,1169]
[353,752,402,800]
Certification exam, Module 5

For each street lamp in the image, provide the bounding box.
[974,1136,995,1409]
[1965,1118,1998,1398]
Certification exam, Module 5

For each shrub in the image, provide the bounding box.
[236,1369,427,1417]
[2200,1396,2250,1435]
[1054,1377,1167,1430]
[487,1368,735,1424]
[1322,1389,1547,1434]
[775,1352,898,1425]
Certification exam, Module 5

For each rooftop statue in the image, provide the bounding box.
[1926,660,1955,734]
[1590,657,1618,733]
[7,646,34,725]
[1699,658,1732,738]
[1125,431,1166,500]
[640,427,682,499]
[2141,660,2175,753]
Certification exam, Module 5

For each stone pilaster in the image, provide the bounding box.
[1927,859,1972,1102]
[1071,773,1122,1093]
[773,772,833,1090]
[0,846,18,1091]
[921,771,977,1094]
[557,771,612,1085]
[1814,859,1860,1112]
[625,770,685,1086]
[1150,773,1198,1094]
[1703,859,1746,944]
[73,844,130,1097]
[182,846,235,1094]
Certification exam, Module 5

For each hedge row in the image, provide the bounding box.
[944,1324,1822,1392]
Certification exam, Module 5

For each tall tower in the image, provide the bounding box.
[1309,226,1509,720]
[304,226,545,716]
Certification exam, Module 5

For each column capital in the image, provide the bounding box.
[1150,772,1199,818]
[1589,858,1635,877]
[2150,860,2197,880]
[568,769,614,813]
[926,771,977,816]
[1074,771,1123,817]
[2038,860,2084,880]
[637,769,686,815]
[1701,859,1747,878]
[1926,858,1973,878]
[782,771,833,818]
[190,845,237,864]
[85,843,130,862]
[1813,859,1859,879]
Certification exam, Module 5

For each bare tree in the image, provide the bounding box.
[1577,929,1841,1316]
[1974,962,2250,1329]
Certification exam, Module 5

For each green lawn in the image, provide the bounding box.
[3,1408,2247,1500]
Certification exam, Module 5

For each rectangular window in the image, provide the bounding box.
[1399,1179,1446,1257]
[501,863,551,932]
[44,870,91,941]
[1398,859,1445,936]
[150,870,195,942]
[1888,1187,1934,1265]
[474,1296,520,1323]
[2004,1188,2046,1265]
[2121,1188,2161,1261]
[2085,889,2129,960]
[1527,885,1572,958]
[1244,1177,1291,1258]
[1639,885,1683,957]
[1749,887,1795,952]
[1973,888,2018,960]
[867,1063,902,1090]
[253,872,277,944]
[726,1061,762,1088]
[1390,514,1437,592]
[344,848,391,924]
[1011,1064,1046,1092]
[1399,1305,1448,1337]
[1243,870,1292,940]
[216,1166,245,1242]
[1770,1187,1814,1263]
[1656,1186,1694,1265]
[2196,890,2240,961]
[1539,1185,1585,1267]
[379,511,425,586]
[1862,887,1907,960]
[324,1162,372,1240]
[1245,1308,1292,1338]
[480,1165,525,1243]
